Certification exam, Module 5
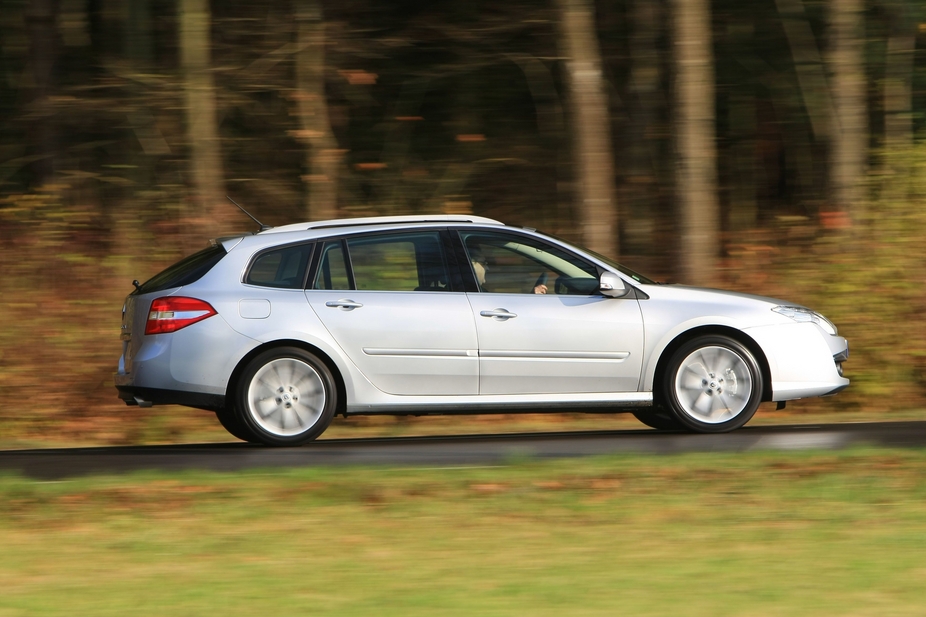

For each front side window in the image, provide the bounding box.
[246,243,314,289]
[347,232,450,292]
[460,231,599,295]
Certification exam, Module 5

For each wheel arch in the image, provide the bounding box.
[651,325,773,405]
[226,339,348,417]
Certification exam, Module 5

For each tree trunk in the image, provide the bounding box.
[509,54,568,233]
[125,0,153,67]
[673,0,718,285]
[116,0,162,282]
[179,0,225,233]
[295,0,339,222]
[25,0,59,185]
[624,0,662,252]
[776,0,836,142]
[884,4,914,150]
[827,0,867,223]
[556,0,619,259]
[728,89,757,231]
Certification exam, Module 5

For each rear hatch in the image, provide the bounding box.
[119,243,228,374]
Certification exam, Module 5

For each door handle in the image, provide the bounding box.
[326,299,363,310]
[480,308,517,320]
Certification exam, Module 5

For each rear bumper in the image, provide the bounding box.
[115,380,225,412]
[115,313,255,412]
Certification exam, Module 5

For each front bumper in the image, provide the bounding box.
[745,322,849,401]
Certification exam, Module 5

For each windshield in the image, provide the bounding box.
[533,230,658,284]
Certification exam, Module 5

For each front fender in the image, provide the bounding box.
[641,316,747,392]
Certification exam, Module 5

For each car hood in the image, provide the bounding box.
[643,284,798,309]
[633,283,805,329]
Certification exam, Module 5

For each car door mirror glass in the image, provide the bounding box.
[599,271,629,297]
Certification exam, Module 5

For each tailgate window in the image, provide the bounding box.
[134,244,226,295]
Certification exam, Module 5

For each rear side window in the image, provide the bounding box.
[246,243,313,289]
[134,244,226,295]
[347,232,449,292]
[313,241,350,290]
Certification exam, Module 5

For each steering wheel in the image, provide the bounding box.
[534,272,548,289]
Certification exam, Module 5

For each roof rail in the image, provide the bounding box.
[261,214,504,234]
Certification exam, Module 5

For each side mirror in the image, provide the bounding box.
[599,271,629,298]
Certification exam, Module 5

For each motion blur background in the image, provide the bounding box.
[0,0,924,444]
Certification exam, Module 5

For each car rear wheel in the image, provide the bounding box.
[235,347,336,446]
[215,407,257,442]
[662,335,762,433]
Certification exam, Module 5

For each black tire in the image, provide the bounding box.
[234,347,337,447]
[215,407,257,442]
[632,408,685,431]
[661,335,763,433]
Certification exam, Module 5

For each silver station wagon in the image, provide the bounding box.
[115,214,849,445]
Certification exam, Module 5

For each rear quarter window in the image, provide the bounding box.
[245,243,314,289]
[134,244,227,295]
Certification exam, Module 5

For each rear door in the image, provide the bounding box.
[306,230,479,395]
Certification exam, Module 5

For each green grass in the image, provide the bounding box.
[2,448,926,615]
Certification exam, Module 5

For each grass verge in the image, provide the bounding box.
[2,448,926,615]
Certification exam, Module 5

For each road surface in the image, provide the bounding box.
[1,421,924,479]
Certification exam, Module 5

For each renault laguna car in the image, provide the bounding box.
[115,214,849,445]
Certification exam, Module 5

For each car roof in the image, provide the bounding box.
[218,214,508,253]
[259,214,504,235]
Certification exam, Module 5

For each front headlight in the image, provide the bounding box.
[772,306,838,335]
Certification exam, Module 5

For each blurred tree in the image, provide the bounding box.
[673,0,718,285]
[828,0,868,223]
[295,0,340,221]
[24,0,60,185]
[556,0,619,259]
[768,0,830,218]
[0,5,13,163]
[776,0,835,139]
[883,0,915,149]
[717,3,759,232]
[776,0,835,142]
[126,0,154,66]
[507,52,569,232]
[179,0,225,232]
[624,0,664,253]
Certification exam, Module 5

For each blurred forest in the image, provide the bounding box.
[1,0,925,444]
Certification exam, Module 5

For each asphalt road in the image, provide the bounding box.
[1,421,924,479]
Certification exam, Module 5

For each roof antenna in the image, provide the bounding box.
[227,195,271,232]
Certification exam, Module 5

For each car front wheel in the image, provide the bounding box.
[662,335,763,433]
[235,347,337,446]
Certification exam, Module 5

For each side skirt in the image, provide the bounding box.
[346,393,654,415]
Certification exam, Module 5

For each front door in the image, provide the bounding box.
[459,230,644,395]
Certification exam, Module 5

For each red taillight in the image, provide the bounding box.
[145,297,217,335]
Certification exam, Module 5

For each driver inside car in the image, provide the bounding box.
[470,249,549,294]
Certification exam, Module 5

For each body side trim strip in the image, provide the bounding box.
[362,348,477,357]
[480,350,630,360]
